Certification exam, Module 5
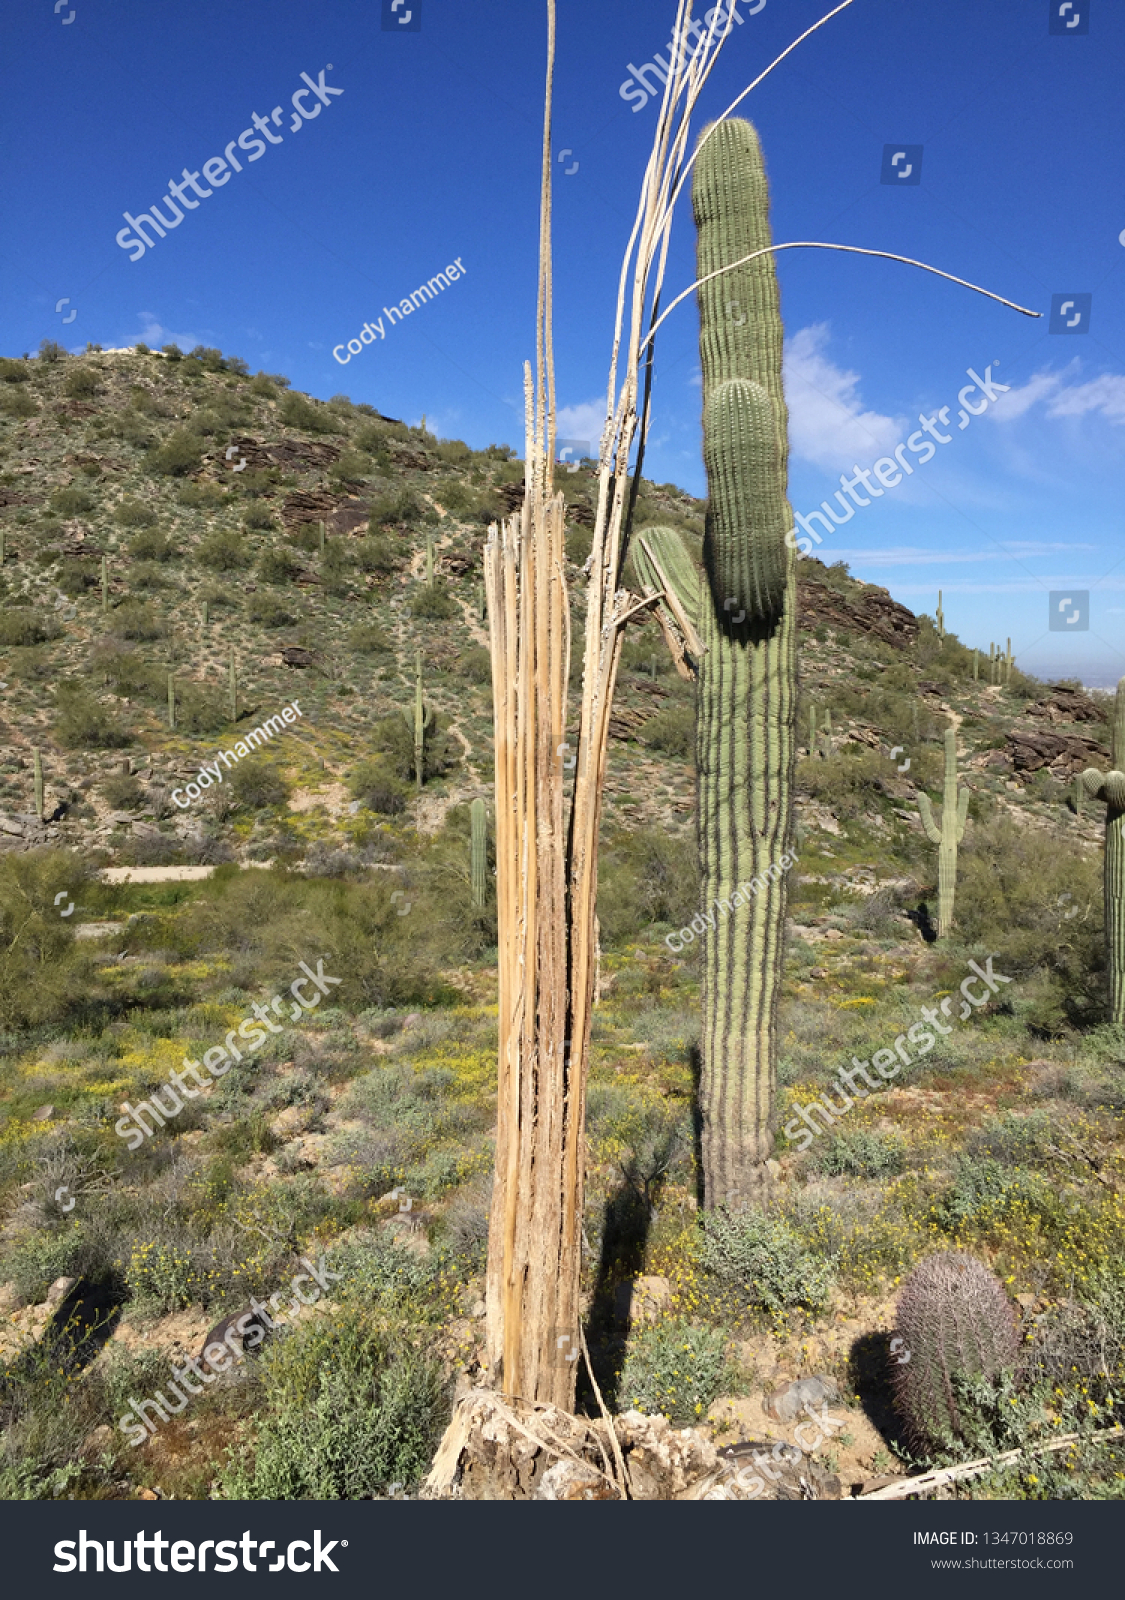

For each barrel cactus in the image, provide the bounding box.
[892,1250,1019,1447]
[1079,676,1125,1023]
[916,726,968,938]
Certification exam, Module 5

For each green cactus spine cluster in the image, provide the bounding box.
[892,1250,1019,1447]
[470,797,488,909]
[916,726,968,938]
[1079,677,1125,1023]
[401,649,434,791]
[33,748,43,822]
[691,118,797,1207]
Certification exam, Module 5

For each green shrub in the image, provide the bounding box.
[258,547,303,584]
[54,686,132,749]
[227,760,290,811]
[128,527,173,561]
[0,359,29,383]
[218,1312,449,1500]
[369,488,421,528]
[699,1210,835,1321]
[145,429,203,476]
[278,392,333,433]
[110,602,165,641]
[371,713,457,786]
[248,373,277,399]
[350,759,408,815]
[0,610,60,647]
[349,622,392,655]
[38,340,67,363]
[410,582,457,620]
[101,772,145,809]
[248,593,298,629]
[434,438,472,465]
[329,450,370,486]
[813,1128,905,1179]
[113,498,157,528]
[50,487,94,517]
[63,367,100,399]
[0,389,38,419]
[198,529,249,571]
[597,826,699,943]
[641,702,695,760]
[177,481,225,508]
[353,535,400,575]
[456,646,492,684]
[242,502,276,531]
[618,1318,729,1425]
[57,559,98,598]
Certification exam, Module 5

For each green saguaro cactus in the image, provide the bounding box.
[228,650,238,723]
[101,555,109,612]
[916,727,969,938]
[690,118,796,1207]
[33,748,43,822]
[936,590,944,647]
[425,532,435,586]
[470,797,488,909]
[401,649,434,791]
[1079,677,1125,1023]
[167,674,176,730]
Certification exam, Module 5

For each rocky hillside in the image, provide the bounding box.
[0,341,1109,882]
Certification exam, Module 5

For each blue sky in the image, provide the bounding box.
[2,0,1122,683]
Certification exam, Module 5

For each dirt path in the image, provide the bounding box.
[99,862,273,884]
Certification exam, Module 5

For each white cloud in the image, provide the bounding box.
[135,312,200,351]
[782,323,902,470]
[990,361,1125,426]
[1047,372,1125,423]
[555,398,607,452]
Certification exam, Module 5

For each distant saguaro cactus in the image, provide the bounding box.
[1079,676,1125,1023]
[936,589,944,646]
[101,555,109,612]
[167,674,176,730]
[892,1250,1019,1446]
[33,748,43,822]
[228,650,238,723]
[470,797,488,909]
[916,726,969,938]
[401,649,434,791]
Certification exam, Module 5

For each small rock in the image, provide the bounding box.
[31,1104,55,1121]
[471,1299,486,1318]
[46,1276,77,1307]
[765,1374,839,1424]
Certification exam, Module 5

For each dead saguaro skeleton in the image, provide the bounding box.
[453,0,1042,1456]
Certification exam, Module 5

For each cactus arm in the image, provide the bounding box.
[956,785,970,842]
[916,793,943,845]
[1081,767,1110,802]
[633,528,704,660]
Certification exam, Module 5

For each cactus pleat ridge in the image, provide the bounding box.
[470,797,488,909]
[701,377,787,620]
[916,725,968,938]
[691,117,797,1207]
[1079,677,1125,1023]
[892,1250,1019,1447]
